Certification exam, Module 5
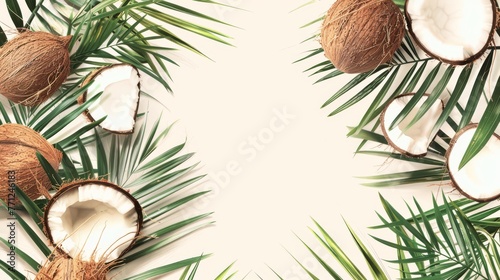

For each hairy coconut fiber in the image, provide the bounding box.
[35,253,110,280]
[320,0,405,73]
[0,31,72,106]
[0,123,62,204]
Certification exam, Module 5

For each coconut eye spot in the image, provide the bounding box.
[407,0,494,62]
[46,183,140,262]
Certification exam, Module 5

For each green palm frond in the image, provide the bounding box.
[0,79,103,147]
[2,0,232,96]
[1,117,212,279]
[372,193,500,279]
[271,193,500,279]
[297,0,499,172]
[278,218,390,280]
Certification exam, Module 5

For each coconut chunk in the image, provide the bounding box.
[446,124,500,202]
[380,94,444,157]
[405,0,495,64]
[81,64,140,134]
[45,181,143,262]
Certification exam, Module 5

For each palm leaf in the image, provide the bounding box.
[24,117,212,278]
[372,193,500,279]
[278,218,390,280]
[272,192,500,279]
[122,255,210,280]
[459,73,500,169]
[297,0,499,174]
[6,0,23,28]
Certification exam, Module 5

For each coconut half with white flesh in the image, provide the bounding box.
[44,180,143,263]
[446,124,500,202]
[380,93,444,157]
[405,0,497,65]
[79,64,140,134]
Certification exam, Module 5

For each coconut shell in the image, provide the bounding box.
[405,0,497,65]
[380,93,444,158]
[0,123,62,205]
[43,179,143,262]
[78,63,141,134]
[320,0,405,73]
[0,31,72,106]
[445,123,500,202]
[35,253,110,280]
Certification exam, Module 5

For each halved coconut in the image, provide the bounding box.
[405,0,496,65]
[44,180,143,263]
[380,93,444,157]
[79,64,140,134]
[446,124,500,202]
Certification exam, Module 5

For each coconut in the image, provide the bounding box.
[445,124,500,202]
[78,64,141,134]
[380,93,444,157]
[320,0,405,74]
[0,31,72,106]
[0,123,62,204]
[405,0,496,65]
[43,180,143,263]
[35,253,110,280]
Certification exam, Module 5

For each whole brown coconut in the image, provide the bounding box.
[0,123,62,205]
[35,253,110,280]
[320,0,405,73]
[0,31,72,106]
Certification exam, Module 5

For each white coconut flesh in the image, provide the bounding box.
[86,64,140,133]
[447,127,500,201]
[47,183,140,262]
[382,95,443,156]
[407,0,494,62]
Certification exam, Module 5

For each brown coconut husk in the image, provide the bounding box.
[78,63,141,134]
[320,0,405,73]
[43,179,143,262]
[0,123,62,205]
[0,31,72,106]
[35,253,111,280]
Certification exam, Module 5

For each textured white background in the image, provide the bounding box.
[0,1,458,279]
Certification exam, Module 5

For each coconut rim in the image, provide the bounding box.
[78,63,141,134]
[380,93,445,157]
[43,179,143,262]
[445,123,500,202]
[404,0,497,65]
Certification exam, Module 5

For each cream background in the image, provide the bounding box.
[0,1,461,279]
